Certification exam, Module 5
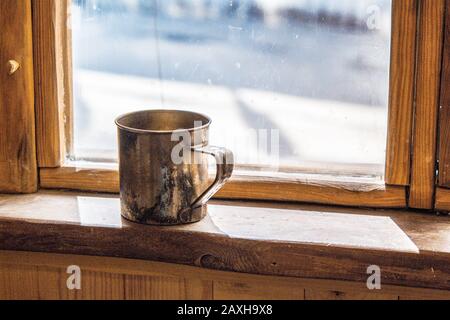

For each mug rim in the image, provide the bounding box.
[115,109,212,134]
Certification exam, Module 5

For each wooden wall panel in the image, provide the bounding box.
[32,0,71,167]
[410,0,446,209]
[0,265,214,300]
[385,0,418,186]
[36,266,70,300]
[0,264,39,299]
[213,280,305,300]
[80,271,125,300]
[439,0,450,187]
[1,251,450,300]
[0,0,37,193]
[125,275,185,300]
[184,279,214,300]
[304,288,398,300]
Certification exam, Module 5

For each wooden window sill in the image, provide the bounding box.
[0,191,449,291]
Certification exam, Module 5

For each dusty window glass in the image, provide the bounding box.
[71,0,392,177]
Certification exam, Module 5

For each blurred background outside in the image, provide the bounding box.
[72,0,392,177]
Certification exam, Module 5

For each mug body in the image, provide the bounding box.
[116,110,210,225]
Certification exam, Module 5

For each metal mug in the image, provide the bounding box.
[115,110,234,225]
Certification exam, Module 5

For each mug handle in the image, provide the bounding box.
[190,146,234,209]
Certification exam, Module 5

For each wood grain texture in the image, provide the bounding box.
[80,271,125,299]
[214,280,305,300]
[385,0,418,186]
[439,0,450,187]
[35,266,73,300]
[40,166,407,208]
[40,166,120,193]
[410,0,446,209]
[125,275,186,300]
[1,251,450,300]
[0,264,211,300]
[32,0,71,167]
[0,264,39,299]
[435,187,450,212]
[217,176,406,209]
[183,279,214,300]
[304,288,398,301]
[0,0,37,193]
[0,191,449,290]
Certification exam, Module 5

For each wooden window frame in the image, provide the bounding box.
[2,0,448,211]
[409,0,446,210]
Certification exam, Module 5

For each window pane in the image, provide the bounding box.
[72,0,392,176]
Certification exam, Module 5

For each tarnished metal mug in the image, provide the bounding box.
[115,110,234,225]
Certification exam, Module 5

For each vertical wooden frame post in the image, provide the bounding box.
[438,0,450,187]
[410,0,446,209]
[32,0,73,167]
[435,0,450,212]
[385,0,418,186]
[0,0,38,193]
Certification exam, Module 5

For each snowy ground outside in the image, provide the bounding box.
[72,0,392,175]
